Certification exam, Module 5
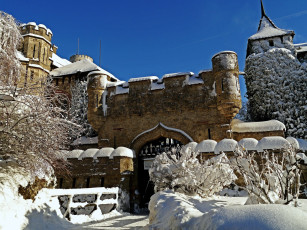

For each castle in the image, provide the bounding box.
[16,1,306,211]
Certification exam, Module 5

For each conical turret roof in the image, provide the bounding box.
[249,0,294,41]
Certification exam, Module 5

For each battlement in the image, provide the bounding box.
[70,54,93,63]
[20,22,53,42]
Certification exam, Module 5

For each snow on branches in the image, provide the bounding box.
[149,147,237,197]
[245,46,307,139]
[231,146,304,206]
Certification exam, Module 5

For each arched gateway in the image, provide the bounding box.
[130,123,191,208]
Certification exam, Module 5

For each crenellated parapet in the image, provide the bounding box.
[20,22,53,43]
[87,51,242,147]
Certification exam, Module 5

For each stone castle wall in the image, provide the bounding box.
[87,51,242,150]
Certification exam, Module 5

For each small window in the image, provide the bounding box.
[86,177,90,188]
[43,48,46,62]
[62,77,65,84]
[33,45,36,58]
[221,79,224,92]
[100,178,104,187]
[56,78,59,86]
[269,40,274,46]
[208,129,211,140]
[72,178,77,188]
[30,71,34,81]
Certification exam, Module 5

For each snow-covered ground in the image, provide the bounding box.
[149,190,307,230]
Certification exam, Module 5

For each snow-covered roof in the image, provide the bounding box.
[78,148,99,160]
[93,148,114,159]
[50,59,118,81]
[249,16,294,41]
[110,147,135,159]
[286,137,307,151]
[256,136,290,152]
[238,138,258,151]
[50,53,71,68]
[28,64,50,73]
[71,136,98,146]
[184,75,204,86]
[195,140,217,153]
[162,72,194,79]
[151,81,165,91]
[214,139,238,154]
[66,149,84,159]
[128,76,158,83]
[16,51,29,62]
[231,119,285,133]
[294,43,307,54]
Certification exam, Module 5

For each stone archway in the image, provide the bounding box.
[130,123,193,209]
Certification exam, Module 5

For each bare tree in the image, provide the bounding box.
[231,146,304,206]
[0,11,81,179]
[149,147,237,197]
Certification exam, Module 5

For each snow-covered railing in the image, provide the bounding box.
[46,187,118,220]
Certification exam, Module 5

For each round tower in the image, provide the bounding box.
[87,71,108,131]
[70,54,93,63]
[212,51,242,120]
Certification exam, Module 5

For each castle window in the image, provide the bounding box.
[269,40,274,46]
[100,177,104,187]
[56,78,59,86]
[68,76,71,83]
[86,177,90,188]
[43,48,46,62]
[62,77,65,84]
[208,128,211,139]
[221,79,224,92]
[30,71,34,81]
[72,178,77,188]
[33,45,36,58]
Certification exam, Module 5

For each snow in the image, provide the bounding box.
[212,50,237,59]
[287,137,307,151]
[214,139,238,154]
[78,148,99,160]
[150,81,165,90]
[256,136,290,152]
[149,190,307,230]
[162,72,194,79]
[66,149,84,159]
[198,69,211,74]
[231,119,286,133]
[71,136,98,146]
[295,43,307,53]
[249,16,294,40]
[50,53,71,68]
[128,76,158,83]
[110,147,135,159]
[22,22,53,35]
[210,81,217,97]
[112,85,129,95]
[183,75,204,86]
[94,147,114,159]
[16,51,29,62]
[195,140,217,153]
[238,138,258,151]
[28,64,50,73]
[181,142,198,152]
[50,59,117,81]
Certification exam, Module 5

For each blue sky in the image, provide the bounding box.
[2,0,307,100]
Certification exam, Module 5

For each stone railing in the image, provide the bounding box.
[46,187,118,220]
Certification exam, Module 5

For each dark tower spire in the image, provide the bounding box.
[261,0,266,17]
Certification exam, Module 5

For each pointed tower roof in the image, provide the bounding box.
[249,0,294,41]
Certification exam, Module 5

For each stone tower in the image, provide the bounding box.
[18,22,57,88]
[70,54,93,63]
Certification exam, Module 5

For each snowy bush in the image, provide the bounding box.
[149,147,237,197]
[245,47,307,139]
[231,146,304,205]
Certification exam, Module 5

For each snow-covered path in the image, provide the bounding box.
[71,214,149,230]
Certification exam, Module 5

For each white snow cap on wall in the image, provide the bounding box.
[128,76,158,83]
[182,142,198,153]
[231,119,285,133]
[110,147,135,159]
[256,136,290,152]
[195,140,217,153]
[286,137,307,151]
[94,147,114,159]
[162,72,194,79]
[78,148,99,160]
[214,139,238,154]
[238,138,258,151]
[21,22,53,35]
[66,149,84,159]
